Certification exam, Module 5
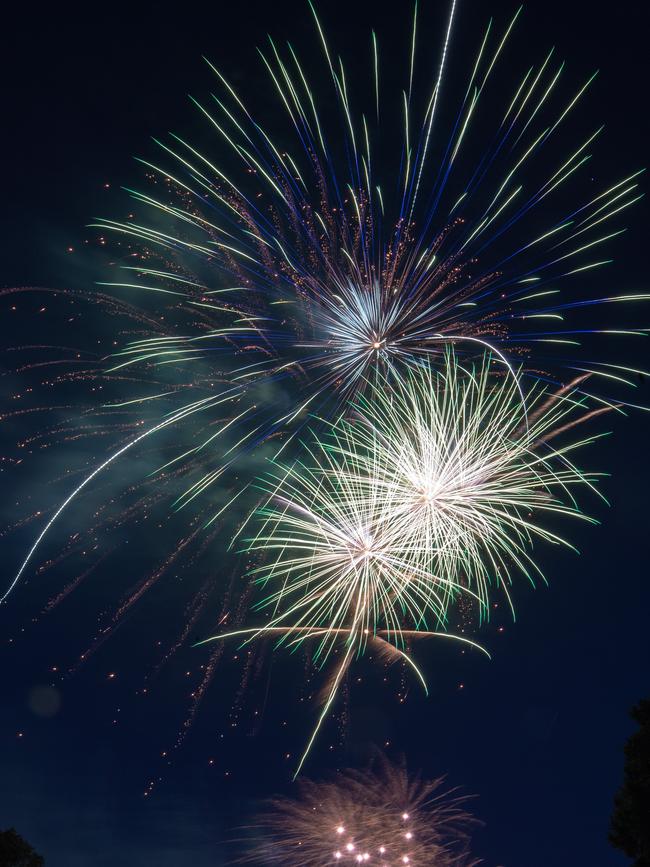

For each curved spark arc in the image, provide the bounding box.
[1,384,247,603]
[198,625,490,663]
[408,0,460,221]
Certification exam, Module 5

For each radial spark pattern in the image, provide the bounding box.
[86,1,646,520]
[242,757,481,866]
[204,351,604,773]
[5,2,644,605]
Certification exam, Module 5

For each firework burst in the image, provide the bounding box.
[327,350,609,618]
[4,2,644,603]
[240,756,481,866]
[1,4,641,789]
[202,351,604,773]
[99,1,646,418]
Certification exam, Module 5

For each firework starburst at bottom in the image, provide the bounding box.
[239,756,481,866]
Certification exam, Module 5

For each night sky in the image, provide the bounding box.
[1,2,649,865]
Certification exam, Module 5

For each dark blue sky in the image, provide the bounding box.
[1,1,648,865]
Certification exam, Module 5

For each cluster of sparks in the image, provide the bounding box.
[2,0,645,783]
[203,351,603,773]
[242,757,480,866]
[5,2,645,591]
